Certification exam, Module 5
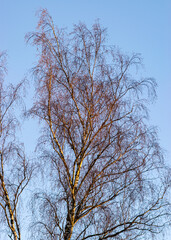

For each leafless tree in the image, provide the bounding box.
[0,52,33,240]
[27,9,171,240]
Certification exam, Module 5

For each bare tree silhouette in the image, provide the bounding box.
[0,52,33,240]
[27,9,171,240]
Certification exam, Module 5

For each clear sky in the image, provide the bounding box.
[0,0,170,239]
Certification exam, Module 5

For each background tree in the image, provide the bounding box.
[0,52,33,240]
[27,9,171,240]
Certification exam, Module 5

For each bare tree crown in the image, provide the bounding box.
[26,9,171,240]
[0,53,33,240]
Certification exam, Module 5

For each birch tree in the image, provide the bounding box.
[27,9,171,240]
[0,52,33,240]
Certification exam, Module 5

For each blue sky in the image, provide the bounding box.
[0,0,170,238]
